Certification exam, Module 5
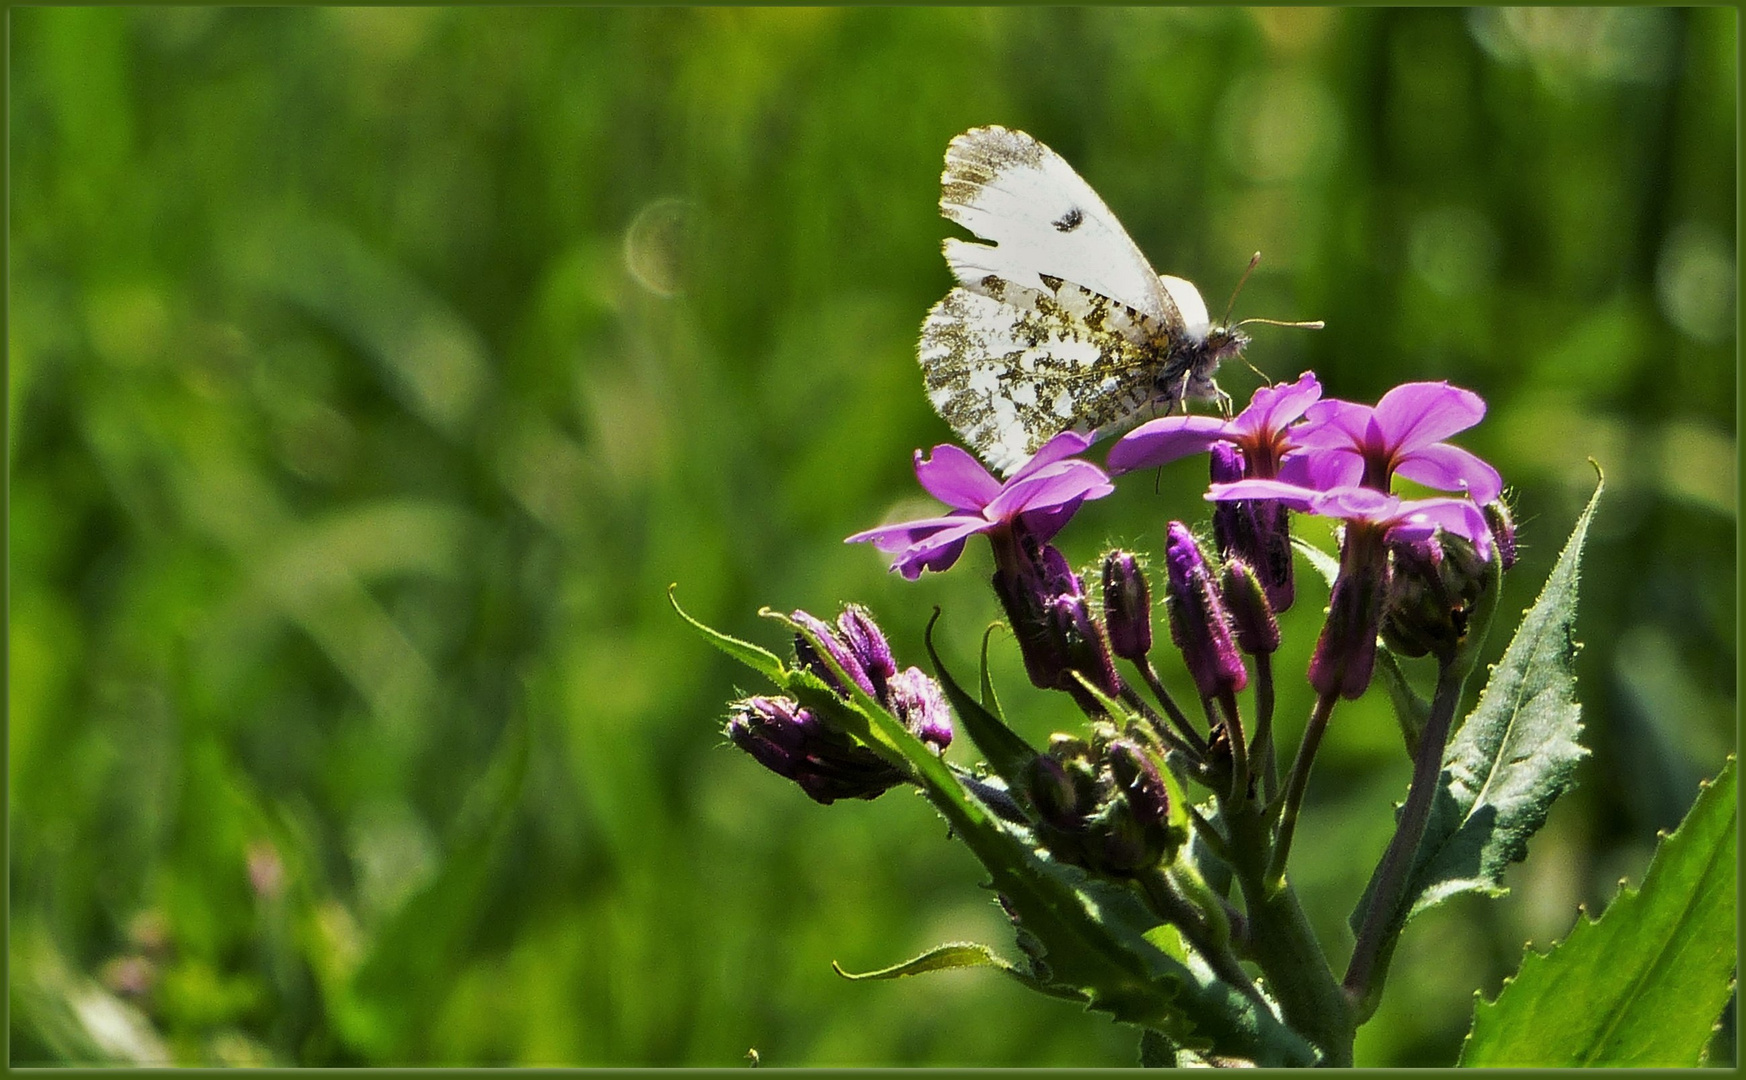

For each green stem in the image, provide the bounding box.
[1253,651,1280,805]
[1138,869,1265,1009]
[1215,687,1250,805]
[1342,656,1466,1018]
[1120,685,1202,766]
[1266,690,1338,888]
[1223,795,1354,1066]
[1138,658,1207,755]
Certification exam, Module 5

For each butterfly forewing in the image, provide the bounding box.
[920,279,1176,476]
[939,126,1173,328]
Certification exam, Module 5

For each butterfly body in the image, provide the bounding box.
[919,125,1251,475]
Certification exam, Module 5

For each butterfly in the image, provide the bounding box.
[919,125,1319,476]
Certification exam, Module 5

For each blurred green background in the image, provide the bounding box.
[8,7,1735,1067]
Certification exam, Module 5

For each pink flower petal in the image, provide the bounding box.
[984,460,1114,521]
[913,444,1001,510]
[845,514,982,554]
[1372,382,1486,453]
[890,519,991,579]
[1010,429,1097,482]
[1206,478,1321,511]
[1395,443,1503,503]
[1309,485,1401,520]
[1296,399,1375,448]
[1390,497,1493,558]
[1233,372,1322,439]
[1105,416,1235,474]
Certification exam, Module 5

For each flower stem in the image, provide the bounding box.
[1138,869,1265,1009]
[1137,658,1207,755]
[1215,688,1249,805]
[1221,792,1354,1066]
[1253,652,1280,805]
[1119,685,1202,766]
[1265,689,1338,889]
[1342,656,1465,1018]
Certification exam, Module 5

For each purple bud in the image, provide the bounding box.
[1221,559,1280,655]
[1163,523,1248,699]
[1308,527,1389,699]
[724,696,902,804]
[1050,592,1123,708]
[1382,528,1496,660]
[1484,499,1518,571]
[792,609,876,699]
[887,665,954,751]
[1102,550,1153,661]
[837,604,896,699]
[992,536,1112,699]
[1211,442,1296,614]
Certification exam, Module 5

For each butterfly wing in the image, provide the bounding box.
[920,280,1172,476]
[939,126,1173,327]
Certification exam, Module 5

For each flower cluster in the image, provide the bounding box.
[725,604,951,804]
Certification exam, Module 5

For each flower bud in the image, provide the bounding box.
[1308,527,1388,699]
[1221,558,1280,655]
[1381,529,1495,660]
[1106,739,1170,829]
[837,604,897,698]
[1101,550,1153,661]
[1025,753,1082,829]
[1163,523,1248,699]
[1484,499,1518,571]
[1210,444,1296,614]
[791,610,876,699]
[887,665,954,751]
[725,696,902,804]
[1050,592,1122,708]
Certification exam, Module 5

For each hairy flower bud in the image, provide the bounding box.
[725,696,902,804]
[993,537,1121,706]
[1221,558,1280,655]
[837,604,897,698]
[792,610,876,698]
[1484,499,1518,571]
[887,665,954,751]
[1101,550,1153,661]
[1382,528,1496,660]
[1164,523,1248,699]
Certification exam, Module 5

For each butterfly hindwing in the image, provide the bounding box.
[920,279,1176,476]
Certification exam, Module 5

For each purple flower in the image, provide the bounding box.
[790,605,954,751]
[887,665,954,750]
[1207,479,1494,561]
[1292,381,1503,503]
[1107,372,1323,479]
[846,432,1114,580]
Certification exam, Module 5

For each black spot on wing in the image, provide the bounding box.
[1052,206,1084,232]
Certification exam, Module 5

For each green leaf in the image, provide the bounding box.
[832,941,1073,999]
[1396,478,1599,922]
[1460,758,1737,1067]
[667,586,787,684]
[979,623,1007,721]
[1290,535,1339,588]
[923,609,1038,796]
[1374,649,1431,758]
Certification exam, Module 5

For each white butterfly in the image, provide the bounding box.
[919,126,1315,476]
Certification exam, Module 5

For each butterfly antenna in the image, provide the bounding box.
[1235,316,1326,330]
[1242,357,1274,386]
[1221,251,1263,327]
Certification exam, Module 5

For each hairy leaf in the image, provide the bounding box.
[1395,479,1599,921]
[1461,758,1737,1066]
[833,941,1074,1000]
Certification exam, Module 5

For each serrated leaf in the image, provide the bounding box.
[1461,758,1737,1066]
[668,586,787,683]
[1393,478,1599,923]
